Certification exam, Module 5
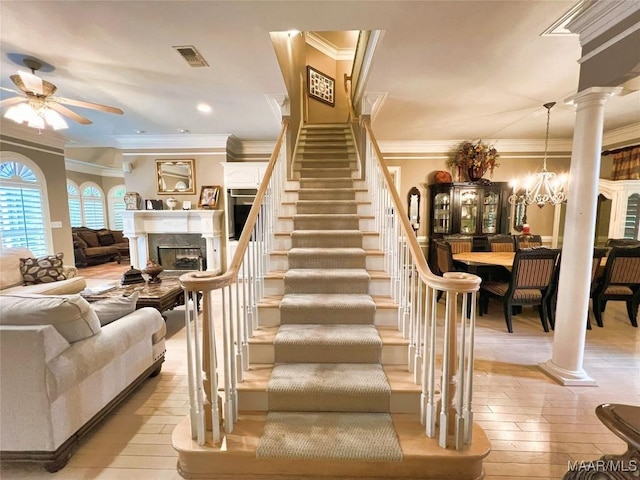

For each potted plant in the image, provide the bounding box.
[447,140,499,182]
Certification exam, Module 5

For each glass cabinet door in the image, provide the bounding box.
[433,192,451,234]
[460,190,478,234]
[482,191,499,234]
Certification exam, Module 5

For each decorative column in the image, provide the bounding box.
[540,87,622,386]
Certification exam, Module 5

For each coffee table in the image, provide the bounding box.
[81,276,185,317]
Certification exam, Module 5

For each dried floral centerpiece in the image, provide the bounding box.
[447,140,500,181]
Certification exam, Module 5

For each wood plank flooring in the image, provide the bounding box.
[1,261,638,480]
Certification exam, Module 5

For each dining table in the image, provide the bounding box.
[452,251,608,274]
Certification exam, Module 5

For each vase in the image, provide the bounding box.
[166,197,178,210]
[467,166,487,182]
[143,260,164,284]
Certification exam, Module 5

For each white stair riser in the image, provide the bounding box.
[276,217,375,232]
[280,203,372,216]
[257,305,398,328]
[269,254,384,271]
[249,343,408,365]
[283,190,369,202]
[264,277,391,297]
[237,390,420,414]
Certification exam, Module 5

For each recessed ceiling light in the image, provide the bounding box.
[177,128,190,134]
[197,103,212,114]
[135,129,145,134]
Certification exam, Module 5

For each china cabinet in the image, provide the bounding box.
[427,181,511,266]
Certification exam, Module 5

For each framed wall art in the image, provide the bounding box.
[307,65,335,107]
[198,185,221,209]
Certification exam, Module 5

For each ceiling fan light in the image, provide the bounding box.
[4,103,34,124]
[42,107,68,130]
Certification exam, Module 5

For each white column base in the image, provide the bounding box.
[539,360,597,386]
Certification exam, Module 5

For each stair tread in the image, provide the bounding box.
[271,248,382,256]
[251,325,408,346]
[258,293,397,309]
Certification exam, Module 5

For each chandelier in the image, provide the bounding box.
[508,102,567,208]
[4,100,68,131]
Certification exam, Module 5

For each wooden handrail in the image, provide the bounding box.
[180,119,289,292]
[362,118,480,294]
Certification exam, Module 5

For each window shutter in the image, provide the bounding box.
[0,185,47,255]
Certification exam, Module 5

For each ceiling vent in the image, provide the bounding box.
[173,45,209,67]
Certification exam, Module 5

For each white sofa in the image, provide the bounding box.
[0,247,86,295]
[0,292,166,472]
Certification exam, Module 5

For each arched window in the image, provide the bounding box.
[0,157,50,255]
[108,185,126,230]
[67,180,83,227]
[80,183,105,229]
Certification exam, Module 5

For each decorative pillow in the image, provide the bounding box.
[0,294,101,342]
[20,253,67,285]
[92,291,140,326]
[97,231,116,246]
[111,230,125,244]
[78,230,100,247]
[73,234,88,249]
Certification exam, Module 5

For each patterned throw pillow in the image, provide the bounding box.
[20,252,67,285]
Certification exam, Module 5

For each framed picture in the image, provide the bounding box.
[198,185,221,209]
[145,199,164,210]
[307,66,335,107]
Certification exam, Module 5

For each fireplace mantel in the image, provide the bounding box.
[122,210,224,273]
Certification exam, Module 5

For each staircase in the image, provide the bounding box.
[173,124,489,479]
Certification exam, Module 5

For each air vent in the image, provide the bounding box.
[173,45,209,68]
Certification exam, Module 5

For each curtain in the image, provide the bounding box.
[611,146,640,180]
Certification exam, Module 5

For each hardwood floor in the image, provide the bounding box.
[1,261,638,480]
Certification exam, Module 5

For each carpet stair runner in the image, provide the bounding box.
[172,124,489,479]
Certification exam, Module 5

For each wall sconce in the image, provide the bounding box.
[122,161,133,173]
[407,186,421,234]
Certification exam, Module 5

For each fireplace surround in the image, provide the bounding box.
[122,210,224,274]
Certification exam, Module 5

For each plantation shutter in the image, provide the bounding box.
[0,185,47,255]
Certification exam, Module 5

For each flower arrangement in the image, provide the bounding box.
[447,140,500,180]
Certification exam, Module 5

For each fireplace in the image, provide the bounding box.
[157,246,206,271]
[121,210,224,273]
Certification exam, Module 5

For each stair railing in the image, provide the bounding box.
[362,117,481,449]
[179,119,289,446]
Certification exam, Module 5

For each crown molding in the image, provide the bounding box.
[0,120,66,150]
[377,138,574,155]
[65,158,123,178]
[603,122,640,146]
[541,0,591,36]
[566,0,640,46]
[114,133,231,150]
[305,32,356,61]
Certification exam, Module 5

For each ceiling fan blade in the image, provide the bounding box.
[16,70,44,95]
[53,96,123,115]
[0,96,27,107]
[0,86,22,95]
[47,102,93,125]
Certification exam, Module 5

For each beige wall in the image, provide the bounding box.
[0,136,74,262]
[384,155,573,239]
[305,46,350,124]
[122,152,227,209]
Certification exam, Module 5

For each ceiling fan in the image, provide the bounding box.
[0,58,123,129]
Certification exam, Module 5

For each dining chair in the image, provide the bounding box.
[488,234,515,252]
[434,240,473,306]
[479,247,560,333]
[605,238,640,248]
[590,245,640,328]
[442,234,473,254]
[514,234,542,250]
[546,248,608,330]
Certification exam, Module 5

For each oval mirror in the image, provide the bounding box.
[156,159,196,194]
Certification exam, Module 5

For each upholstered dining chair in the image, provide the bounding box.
[442,234,473,254]
[590,245,640,328]
[514,234,542,250]
[479,247,560,333]
[605,238,640,248]
[488,234,515,252]
[546,248,608,330]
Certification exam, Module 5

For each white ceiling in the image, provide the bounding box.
[1,0,638,152]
